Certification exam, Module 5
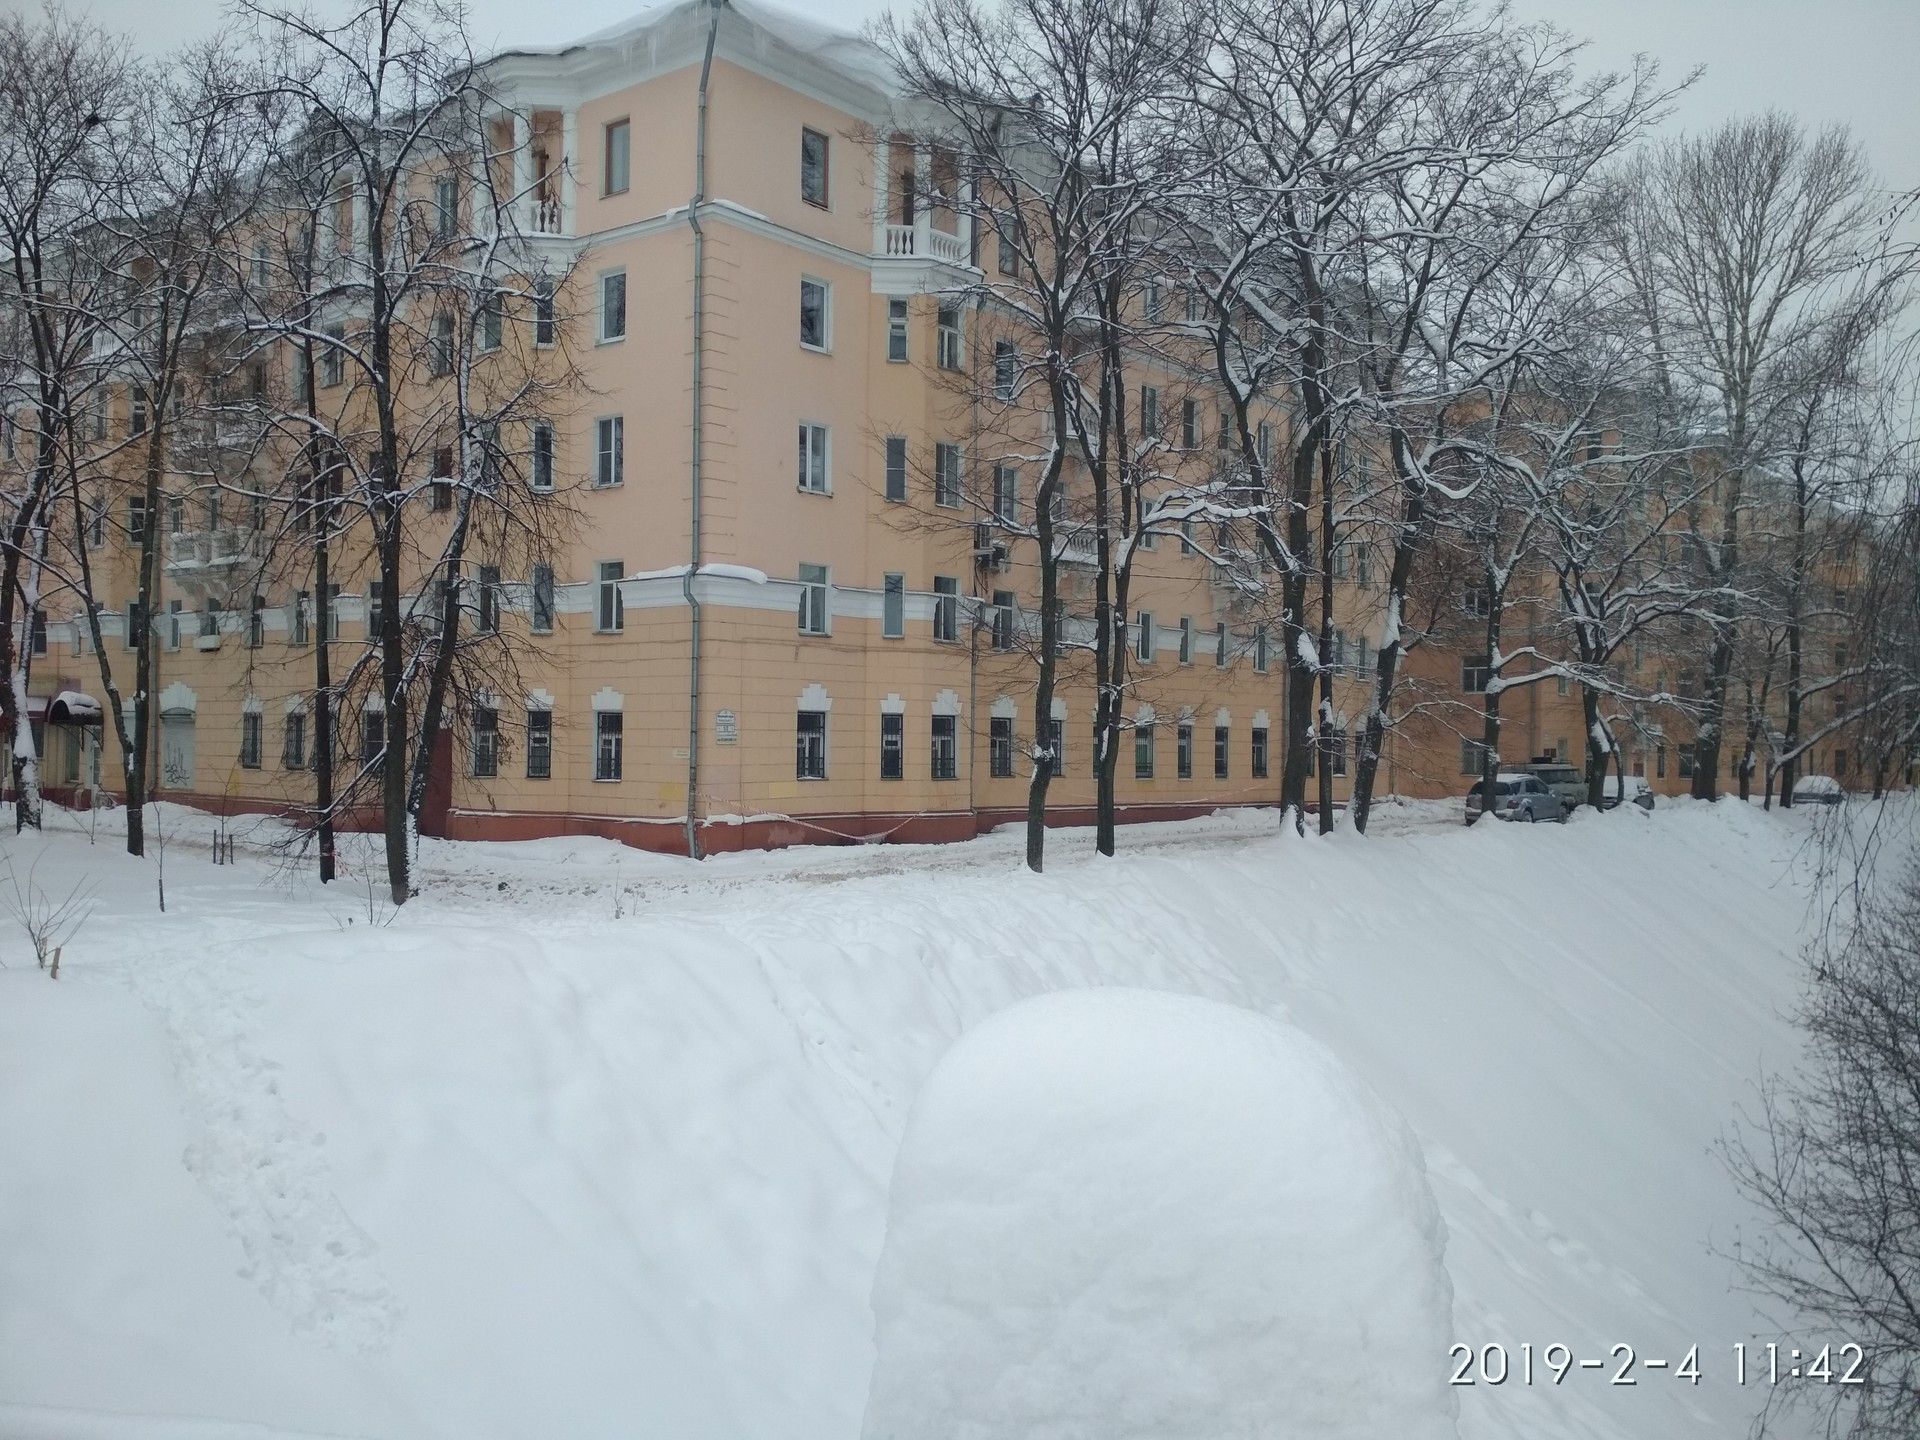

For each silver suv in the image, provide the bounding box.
[1522,761,1587,812]
[1465,774,1567,825]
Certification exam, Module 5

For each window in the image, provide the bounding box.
[476,288,503,353]
[1218,408,1232,450]
[1134,722,1156,779]
[1178,617,1193,664]
[1656,744,1667,779]
[1464,581,1490,619]
[1329,727,1348,777]
[476,565,501,634]
[798,563,830,635]
[367,580,385,635]
[1556,672,1570,697]
[799,278,829,349]
[936,304,962,370]
[319,585,340,643]
[1215,622,1229,667]
[1251,726,1269,779]
[198,600,219,641]
[247,594,265,649]
[526,708,552,779]
[162,599,181,650]
[996,223,1017,276]
[534,278,556,347]
[603,119,630,195]
[291,590,310,647]
[887,299,909,362]
[1214,725,1229,779]
[1139,385,1159,436]
[1181,398,1198,449]
[429,312,453,375]
[130,387,148,435]
[1460,738,1488,775]
[1143,281,1162,321]
[595,416,624,487]
[1135,611,1153,663]
[431,446,454,510]
[251,238,274,287]
[880,711,903,780]
[1177,723,1193,779]
[797,423,830,493]
[283,713,307,770]
[994,342,1016,402]
[124,600,143,651]
[467,705,499,777]
[931,714,958,780]
[932,576,959,642]
[989,589,1016,651]
[362,709,386,772]
[1046,716,1065,776]
[434,174,459,239]
[1678,743,1695,779]
[1355,544,1372,588]
[531,564,555,633]
[1254,626,1269,673]
[530,422,555,492]
[1256,421,1272,465]
[28,610,45,657]
[934,442,961,508]
[595,710,624,781]
[884,436,908,502]
[322,326,344,387]
[796,709,827,779]
[800,127,830,207]
[883,573,905,638]
[990,716,1014,777]
[992,464,1017,523]
[597,560,624,632]
[599,271,626,342]
[1461,654,1490,693]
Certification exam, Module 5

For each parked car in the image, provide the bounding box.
[1791,774,1845,806]
[1522,760,1588,812]
[1598,774,1656,812]
[1465,773,1567,824]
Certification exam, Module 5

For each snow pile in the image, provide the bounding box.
[862,989,1458,1440]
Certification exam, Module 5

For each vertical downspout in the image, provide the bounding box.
[682,0,722,860]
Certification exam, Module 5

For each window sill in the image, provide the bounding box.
[797,486,832,497]
[593,776,623,784]
[596,334,626,346]
[799,342,831,356]
[594,629,625,637]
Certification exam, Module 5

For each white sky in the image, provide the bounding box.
[29,0,1920,208]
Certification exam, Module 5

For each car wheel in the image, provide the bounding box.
[1527,808,1538,823]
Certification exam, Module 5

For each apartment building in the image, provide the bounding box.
[4,1,1901,850]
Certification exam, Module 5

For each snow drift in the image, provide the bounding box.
[861,989,1458,1440]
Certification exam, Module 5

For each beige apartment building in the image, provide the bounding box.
[8,0,1893,852]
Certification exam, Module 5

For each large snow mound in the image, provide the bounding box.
[862,989,1459,1440]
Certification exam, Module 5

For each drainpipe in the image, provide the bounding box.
[681,0,723,860]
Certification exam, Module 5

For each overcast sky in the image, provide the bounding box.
[31,0,1920,207]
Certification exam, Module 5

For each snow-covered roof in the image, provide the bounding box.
[490,0,898,101]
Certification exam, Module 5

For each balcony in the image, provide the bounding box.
[166,528,259,573]
[882,223,970,266]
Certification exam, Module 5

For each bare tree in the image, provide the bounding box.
[1617,117,1889,801]
[0,6,134,829]
[241,0,580,902]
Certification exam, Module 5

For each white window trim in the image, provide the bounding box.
[597,268,627,345]
[797,422,831,495]
[799,275,832,353]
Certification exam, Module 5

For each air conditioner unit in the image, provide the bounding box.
[989,540,1011,571]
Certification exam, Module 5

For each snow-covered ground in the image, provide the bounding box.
[0,795,1901,1439]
